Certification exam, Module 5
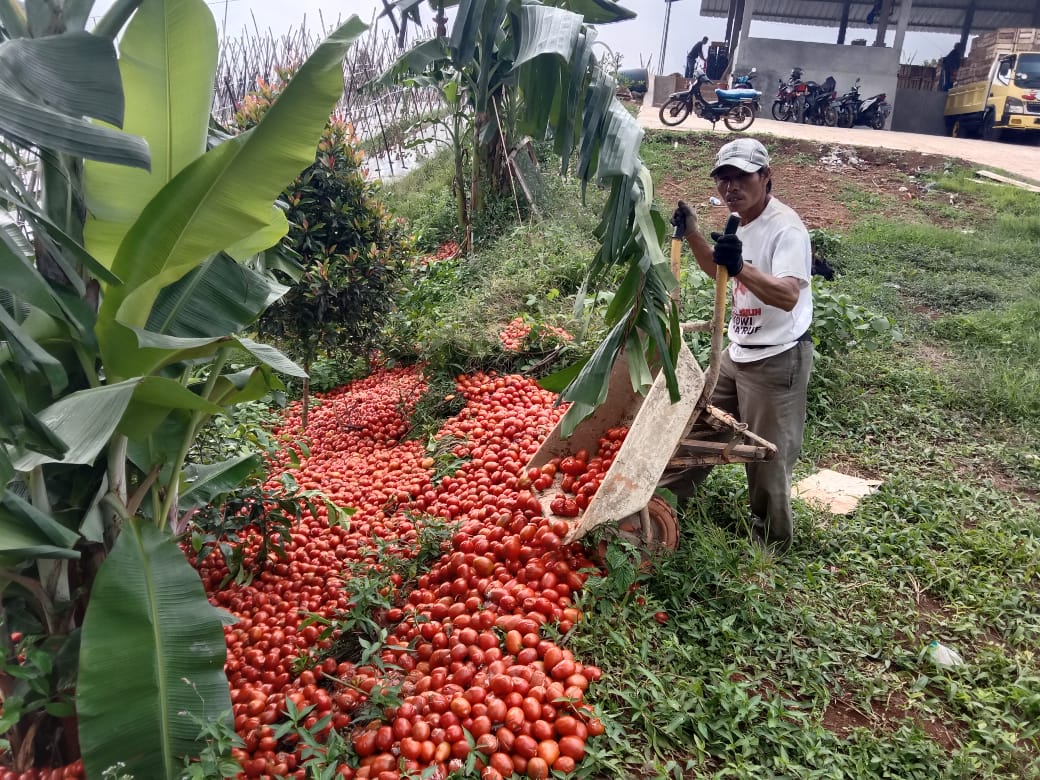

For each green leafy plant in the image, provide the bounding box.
[380,0,682,438]
[811,281,901,357]
[0,2,370,774]
[0,629,78,761]
[179,708,244,780]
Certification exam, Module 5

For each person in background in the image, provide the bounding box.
[685,36,710,78]
[671,138,814,552]
[940,42,964,91]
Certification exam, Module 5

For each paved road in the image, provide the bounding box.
[637,102,1040,186]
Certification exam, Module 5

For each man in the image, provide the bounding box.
[940,42,964,91]
[685,36,709,78]
[672,138,813,551]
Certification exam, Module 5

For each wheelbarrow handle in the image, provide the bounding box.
[702,213,740,403]
[669,209,687,303]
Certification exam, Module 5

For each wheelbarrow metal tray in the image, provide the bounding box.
[527,340,706,543]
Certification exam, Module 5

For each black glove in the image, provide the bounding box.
[670,200,697,238]
[710,214,743,276]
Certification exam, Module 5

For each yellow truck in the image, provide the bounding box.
[944,51,1040,140]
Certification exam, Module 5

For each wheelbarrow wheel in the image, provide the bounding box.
[615,496,680,553]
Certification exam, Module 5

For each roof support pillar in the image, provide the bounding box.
[892,0,913,53]
[730,0,747,62]
[725,0,737,45]
[837,0,851,44]
[873,0,893,46]
[959,0,976,51]
[734,0,755,64]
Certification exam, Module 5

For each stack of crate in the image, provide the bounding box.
[897,63,939,90]
[956,27,1040,85]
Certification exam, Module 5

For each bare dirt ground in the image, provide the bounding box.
[651,135,953,232]
[637,101,1040,187]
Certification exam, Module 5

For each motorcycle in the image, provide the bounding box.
[798,74,838,125]
[835,79,890,129]
[658,68,761,132]
[771,67,805,121]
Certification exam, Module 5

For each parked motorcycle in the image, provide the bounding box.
[798,75,838,125]
[659,69,761,132]
[835,79,890,129]
[771,67,805,121]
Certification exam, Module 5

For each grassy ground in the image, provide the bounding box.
[382,150,609,375]
[385,135,1040,779]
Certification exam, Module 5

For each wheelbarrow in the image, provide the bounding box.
[525,212,777,552]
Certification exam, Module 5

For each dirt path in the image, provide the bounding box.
[637,102,1040,187]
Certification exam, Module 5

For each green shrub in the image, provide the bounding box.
[811,281,900,357]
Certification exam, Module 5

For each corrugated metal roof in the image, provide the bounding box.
[698,0,1040,34]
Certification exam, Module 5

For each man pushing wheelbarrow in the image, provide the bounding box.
[526,138,814,555]
[671,138,814,551]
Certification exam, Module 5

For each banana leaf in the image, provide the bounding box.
[0,0,27,38]
[122,329,305,379]
[77,519,232,780]
[557,315,628,431]
[115,376,225,439]
[8,377,221,471]
[0,305,67,394]
[0,33,125,124]
[93,0,148,39]
[554,0,635,23]
[512,5,583,68]
[0,373,68,462]
[96,16,369,381]
[0,491,81,561]
[0,34,149,169]
[211,365,286,407]
[179,453,261,511]
[147,253,290,339]
[84,0,218,268]
[450,0,481,66]
[372,37,450,90]
[223,207,290,262]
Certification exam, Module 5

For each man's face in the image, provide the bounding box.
[713,166,769,218]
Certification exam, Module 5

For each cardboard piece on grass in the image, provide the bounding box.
[793,468,882,515]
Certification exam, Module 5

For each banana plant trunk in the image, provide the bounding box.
[470,110,489,229]
[302,356,312,429]
[453,114,470,252]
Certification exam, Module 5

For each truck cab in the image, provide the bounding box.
[945,51,1040,139]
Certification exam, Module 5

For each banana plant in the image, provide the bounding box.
[0,0,370,773]
[380,0,679,437]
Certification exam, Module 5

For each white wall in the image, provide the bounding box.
[732,37,901,128]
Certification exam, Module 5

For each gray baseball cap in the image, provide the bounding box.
[710,138,770,177]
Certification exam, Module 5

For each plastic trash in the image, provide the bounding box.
[708,196,723,206]
[927,640,964,667]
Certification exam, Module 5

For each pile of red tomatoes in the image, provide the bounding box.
[193,368,617,779]
[497,318,573,353]
[532,427,628,519]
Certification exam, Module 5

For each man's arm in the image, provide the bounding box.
[732,266,801,311]
[685,230,803,312]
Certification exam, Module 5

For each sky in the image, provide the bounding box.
[97,0,961,72]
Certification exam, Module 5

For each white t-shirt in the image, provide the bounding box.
[726,197,813,363]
